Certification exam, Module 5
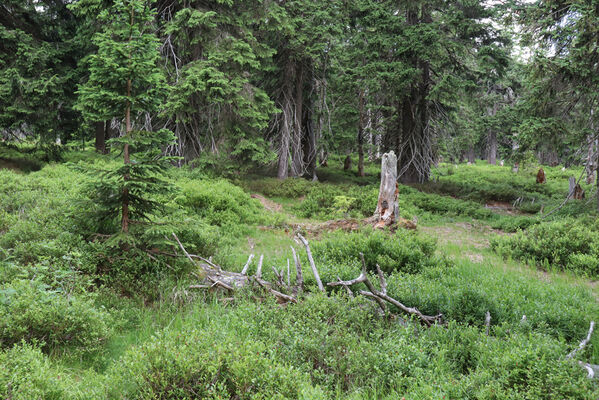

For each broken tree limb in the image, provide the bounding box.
[252,276,297,304]
[290,246,304,293]
[329,253,442,326]
[567,321,595,360]
[256,254,264,279]
[241,254,254,275]
[297,233,324,292]
[579,362,599,379]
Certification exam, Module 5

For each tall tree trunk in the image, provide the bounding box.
[467,146,475,163]
[103,120,113,154]
[277,61,295,179]
[95,121,106,154]
[277,101,291,179]
[291,63,304,177]
[488,130,497,165]
[357,89,365,177]
[397,7,432,184]
[122,78,131,234]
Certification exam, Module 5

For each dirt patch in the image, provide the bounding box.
[251,194,283,212]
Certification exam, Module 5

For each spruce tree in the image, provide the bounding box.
[73,0,173,238]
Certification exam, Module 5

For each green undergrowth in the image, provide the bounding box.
[491,217,599,278]
[0,152,598,398]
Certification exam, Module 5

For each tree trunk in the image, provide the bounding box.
[357,89,365,177]
[397,6,432,184]
[467,146,475,163]
[374,151,399,229]
[95,121,106,154]
[290,64,304,177]
[103,120,114,154]
[488,130,497,165]
[122,78,132,234]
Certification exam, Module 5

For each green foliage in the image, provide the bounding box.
[0,278,110,353]
[78,130,177,239]
[312,229,438,275]
[0,343,69,400]
[72,0,166,123]
[109,323,319,399]
[491,217,599,277]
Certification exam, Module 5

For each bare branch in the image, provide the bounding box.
[241,254,254,275]
[567,321,595,360]
[297,233,324,292]
[256,254,264,279]
[290,246,304,292]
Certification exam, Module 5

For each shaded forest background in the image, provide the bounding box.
[2,0,599,188]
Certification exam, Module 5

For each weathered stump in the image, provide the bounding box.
[536,168,546,184]
[373,151,399,229]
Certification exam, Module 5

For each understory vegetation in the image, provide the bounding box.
[0,146,597,399]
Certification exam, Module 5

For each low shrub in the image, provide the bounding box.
[491,217,599,277]
[312,229,438,275]
[109,322,321,399]
[0,279,111,353]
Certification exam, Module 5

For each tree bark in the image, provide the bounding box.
[374,151,399,228]
[488,130,497,165]
[467,146,475,163]
[357,89,365,177]
[122,77,132,234]
[95,121,106,154]
[290,63,304,177]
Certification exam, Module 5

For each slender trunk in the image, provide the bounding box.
[95,121,106,154]
[122,5,134,234]
[277,62,294,179]
[488,130,497,165]
[103,120,113,154]
[277,106,291,179]
[291,63,304,177]
[357,89,365,177]
[122,78,132,234]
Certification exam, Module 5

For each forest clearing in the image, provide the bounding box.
[2,0,599,399]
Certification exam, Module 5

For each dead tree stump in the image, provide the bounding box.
[373,151,399,229]
[536,168,546,184]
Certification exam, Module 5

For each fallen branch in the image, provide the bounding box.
[297,233,324,292]
[329,253,442,326]
[290,246,304,294]
[241,254,254,275]
[567,321,595,360]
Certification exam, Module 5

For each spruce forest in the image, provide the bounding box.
[2,0,599,398]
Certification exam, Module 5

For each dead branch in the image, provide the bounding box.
[328,253,442,326]
[290,246,304,293]
[256,254,264,279]
[241,254,254,275]
[578,362,599,379]
[567,321,595,360]
[297,233,324,292]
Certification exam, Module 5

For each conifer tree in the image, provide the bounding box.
[73,0,173,236]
